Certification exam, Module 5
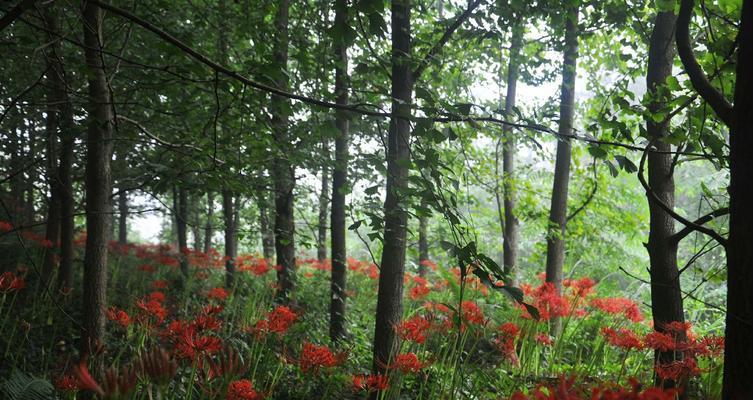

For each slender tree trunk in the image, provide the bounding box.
[81,0,112,358]
[204,191,213,253]
[222,189,237,288]
[317,150,329,262]
[177,186,189,277]
[117,189,127,245]
[56,66,75,293]
[330,0,349,343]
[272,0,296,301]
[418,208,429,276]
[545,2,579,336]
[40,6,64,290]
[723,0,753,397]
[502,22,522,286]
[24,120,36,225]
[373,0,412,375]
[259,192,275,261]
[191,196,202,251]
[645,9,687,393]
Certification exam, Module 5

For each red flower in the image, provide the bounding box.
[496,323,521,363]
[0,271,25,293]
[138,264,156,272]
[226,379,262,400]
[53,375,80,392]
[207,287,228,301]
[644,331,677,352]
[409,285,431,300]
[392,352,430,373]
[0,221,13,232]
[460,301,485,325]
[566,277,596,297]
[174,325,223,361]
[72,359,104,396]
[352,374,389,392]
[395,315,432,344]
[535,333,553,346]
[299,342,344,374]
[268,306,298,335]
[601,327,643,350]
[106,307,132,328]
[149,291,166,303]
[655,357,700,381]
[590,297,644,323]
[136,298,168,326]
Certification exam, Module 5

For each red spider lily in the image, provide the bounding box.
[298,342,346,374]
[526,282,570,321]
[644,331,677,352]
[535,333,554,346]
[192,315,222,332]
[268,306,298,334]
[0,271,26,293]
[590,297,644,323]
[460,301,485,325]
[153,279,168,289]
[174,325,223,361]
[106,307,132,328]
[601,327,644,350]
[655,357,701,381]
[391,352,431,373]
[149,291,167,303]
[409,284,430,300]
[395,315,432,344]
[53,375,79,392]
[419,259,438,271]
[102,365,138,398]
[695,335,724,357]
[205,346,248,381]
[496,323,521,363]
[72,359,104,396]
[564,277,596,297]
[352,374,389,392]
[195,271,210,280]
[207,287,228,301]
[203,305,224,315]
[136,298,168,326]
[0,221,13,232]
[226,379,262,400]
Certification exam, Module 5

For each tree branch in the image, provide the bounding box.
[638,139,728,247]
[0,0,40,33]
[670,206,730,244]
[676,0,735,127]
[412,0,483,80]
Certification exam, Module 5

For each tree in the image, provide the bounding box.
[329,0,350,343]
[644,5,686,393]
[545,0,580,335]
[81,0,113,359]
[272,0,296,302]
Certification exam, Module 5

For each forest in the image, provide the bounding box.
[0,0,752,398]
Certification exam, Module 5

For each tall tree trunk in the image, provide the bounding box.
[723,0,753,397]
[544,2,579,336]
[24,119,36,225]
[57,89,76,293]
[330,0,349,343]
[373,0,412,375]
[645,8,686,393]
[40,6,64,290]
[418,208,429,276]
[259,193,275,261]
[117,189,127,245]
[177,186,189,277]
[222,189,237,288]
[204,191,213,253]
[272,0,296,301]
[317,150,329,262]
[81,0,112,358]
[502,22,522,286]
[191,196,202,251]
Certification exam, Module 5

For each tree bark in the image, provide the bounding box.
[222,189,237,287]
[272,0,296,302]
[191,196,202,251]
[372,0,412,375]
[39,6,64,290]
[330,0,349,343]
[502,22,522,286]
[544,2,579,336]
[418,205,429,277]
[204,191,213,253]
[177,186,189,278]
[317,149,330,262]
[645,8,687,393]
[259,192,275,261]
[117,189,128,245]
[723,0,753,397]
[81,0,113,358]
